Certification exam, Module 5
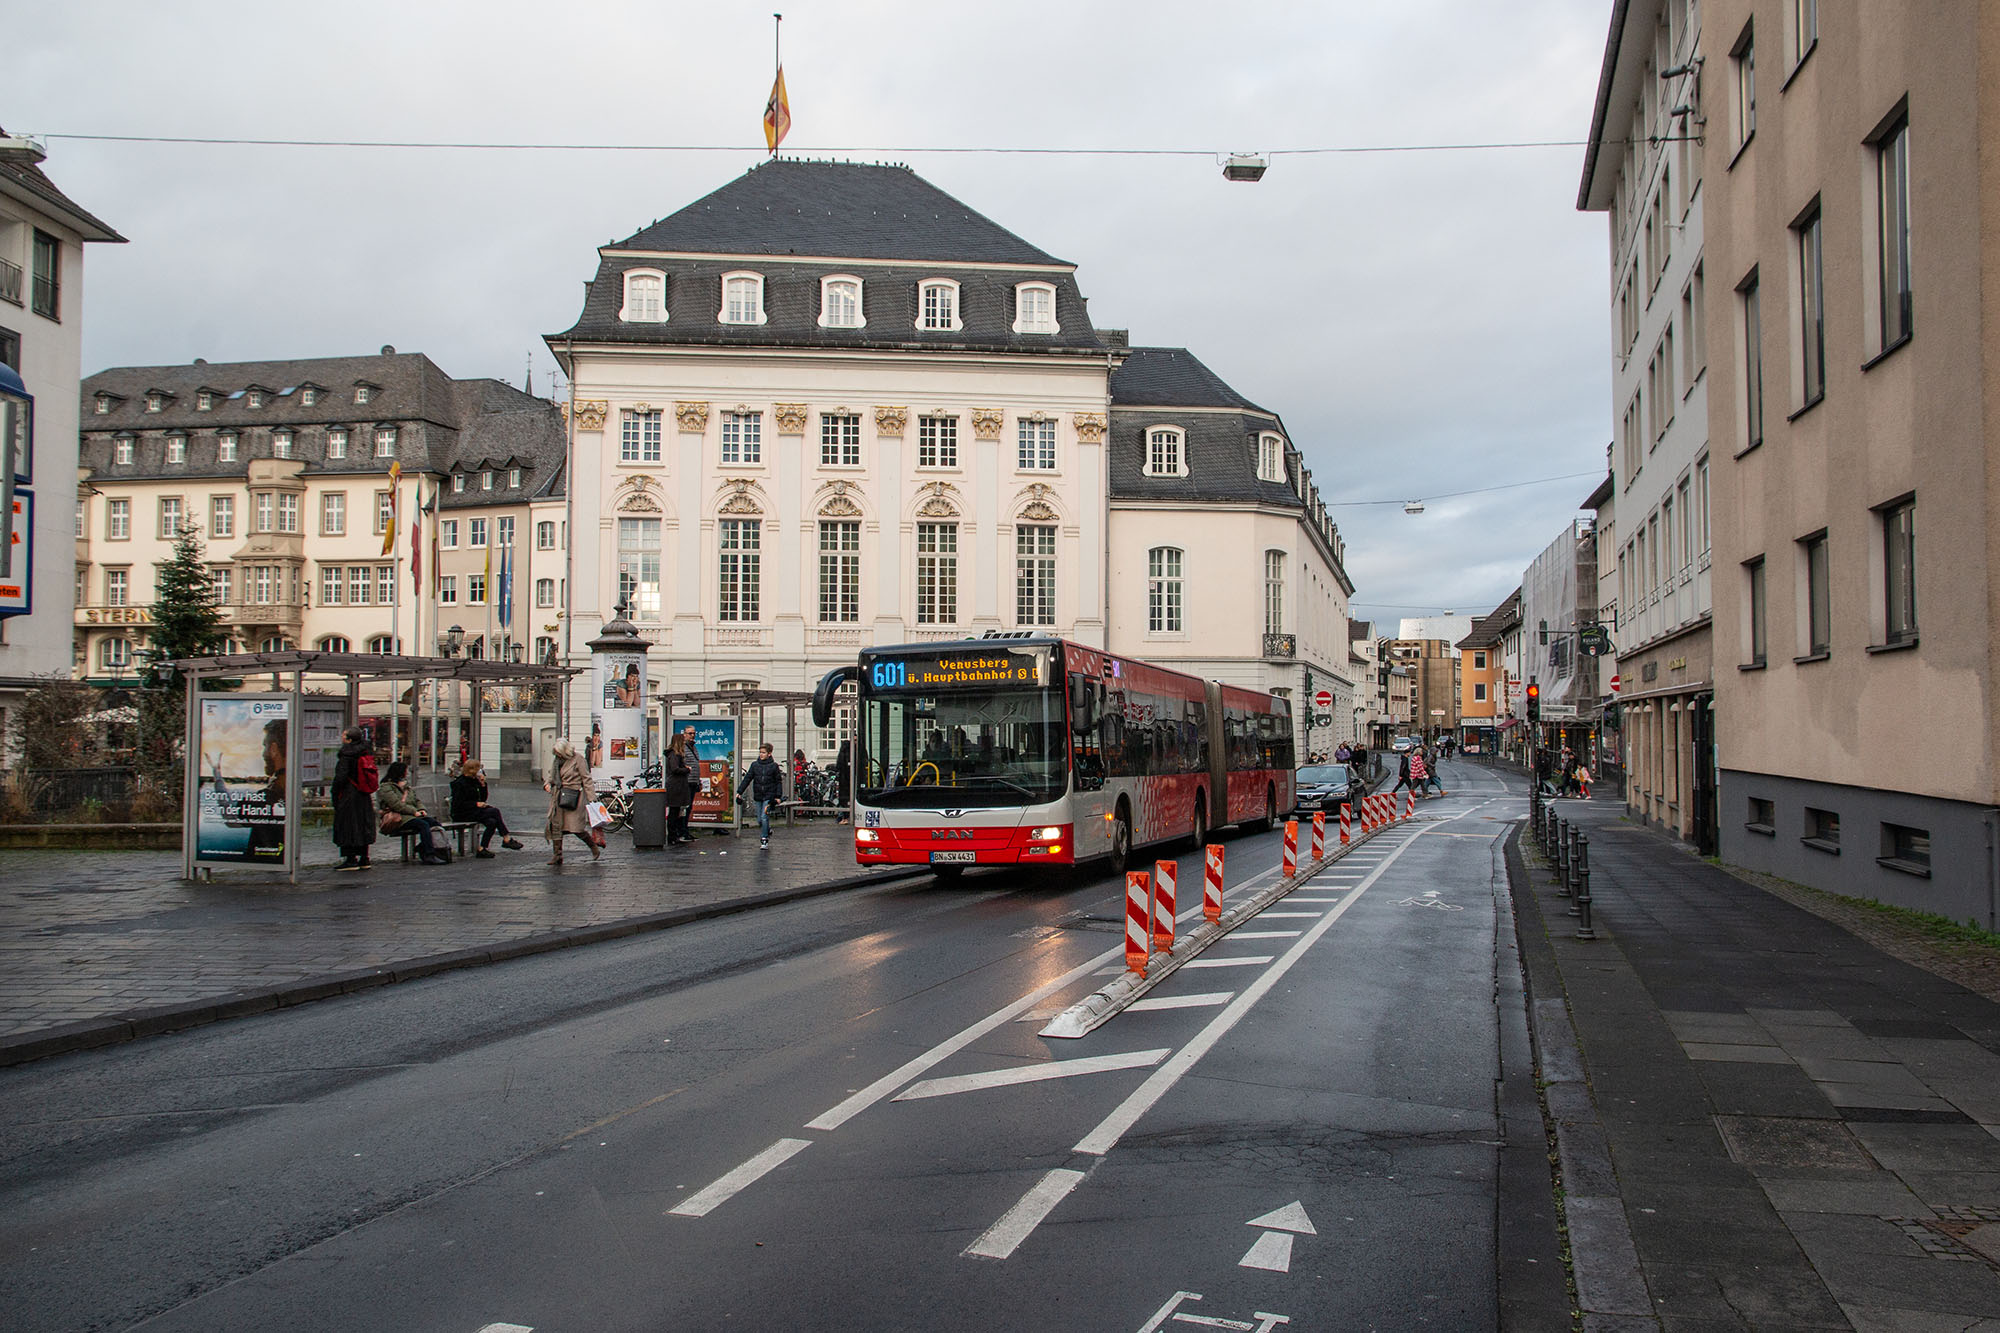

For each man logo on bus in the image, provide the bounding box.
[930,829,975,839]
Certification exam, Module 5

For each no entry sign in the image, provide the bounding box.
[1313,690,1333,709]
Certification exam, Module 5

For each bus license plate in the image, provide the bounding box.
[930,850,976,864]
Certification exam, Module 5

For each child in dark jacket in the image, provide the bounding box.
[737,744,785,849]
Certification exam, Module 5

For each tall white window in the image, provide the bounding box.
[1257,434,1285,483]
[210,495,233,538]
[1264,550,1286,636]
[818,521,861,623]
[165,434,186,465]
[918,415,958,469]
[535,577,555,608]
[106,568,128,606]
[467,573,487,605]
[1146,428,1184,477]
[277,493,300,533]
[376,491,394,535]
[101,638,130,670]
[536,520,556,550]
[718,519,761,621]
[721,411,762,465]
[113,437,133,465]
[1013,282,1058,334]
[217,433,238,462]
[819,275,863,328]
[1017,417,1056,471]
[254,492,275,533]
[374,427,397,458]
[480,470,493,491]
[916,522,957,624]
[496,516,514,548]
[301,387,318,406]
[212,567,232,605]
[469,517,488,548]
[721,273,766,325]
[327,428,347,459]
[821,414,861,467]
[439,575,457,605]
[1148,547,1184,632]
[349,566,371,605]
[620,409,663,463]
[1876,115,1912,350]
[322,566,343,605]
[376,566,395,604]
[196,391,213,412]
[1016,525,1056,626]
[1732,24,1756,149]
[254,566,275,605]
[272,431,294,459]
[322,492,345,535]
[617,517,661,621]
[452,473,465,494]
[919,280,961,331]
[158,497,184,538]
[620,269,666,323]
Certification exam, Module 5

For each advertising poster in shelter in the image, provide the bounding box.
[682,717,738,827]
[296,699,348,787]
[194,694,291,863]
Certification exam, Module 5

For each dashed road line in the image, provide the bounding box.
[668,1138,812,1218]
[963,1168,1086,1260]
[894,1049,1170,1102]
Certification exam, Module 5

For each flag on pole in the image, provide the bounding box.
[381,461,401,556]
[425,487,440,595]
[498,544,513,630]
[763,67,790,153]
[410,485,424,596]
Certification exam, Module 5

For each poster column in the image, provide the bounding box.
[587,606,648,791]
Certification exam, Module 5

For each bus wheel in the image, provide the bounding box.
[1108,804,1132,876]
[1190,793,1209,850]
[1261,786,1276,831]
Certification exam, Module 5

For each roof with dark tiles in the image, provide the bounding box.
[0,130,123,242]
[1107,347,1295,507]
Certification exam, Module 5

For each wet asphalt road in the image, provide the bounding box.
[2,764,1540,1332]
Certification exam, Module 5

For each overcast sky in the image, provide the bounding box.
[14,0,1615,627]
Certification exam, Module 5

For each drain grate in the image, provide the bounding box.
[1714,1115,1878,1170]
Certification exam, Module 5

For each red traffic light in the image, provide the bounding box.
[1525,683,1540,701]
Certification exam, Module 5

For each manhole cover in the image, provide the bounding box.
[1714,1115,1876,1169]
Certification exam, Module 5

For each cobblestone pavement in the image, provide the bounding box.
[0,819,907,1046]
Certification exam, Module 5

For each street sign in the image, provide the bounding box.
[1312,712,1333,728]
[1579,624,1614,657]
[1313,689,1332,709]
[1430,708,1445,716]
[1609,673,1621,694]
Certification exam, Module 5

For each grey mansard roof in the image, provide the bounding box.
[550,161,1109,356]
[1107,347,1295,506]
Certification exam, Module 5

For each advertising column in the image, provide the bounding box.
[588,610,648,791]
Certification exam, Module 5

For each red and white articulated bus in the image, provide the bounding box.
[811,635,1295,877]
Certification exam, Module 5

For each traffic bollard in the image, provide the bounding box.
[1339,802,1351,847]
[1204,844,1224,923]
[1565,826,1583,915]
[1283,820,1298,878]
[1311,811,1325,862]
[1153,859,1177,952]
[1574,832,1596,939]
[1554,818,1572,894]
[1125,872,1151,975]
[1403,791,1415,822]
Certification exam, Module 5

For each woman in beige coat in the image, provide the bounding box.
[543,737,597,864]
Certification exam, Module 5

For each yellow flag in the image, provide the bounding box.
[380,461,401,556]
[763,67,791,153]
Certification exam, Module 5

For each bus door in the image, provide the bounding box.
[1067,670,1110,854]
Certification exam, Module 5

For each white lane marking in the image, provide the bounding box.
[668,1138,812,1217]
[1181,956,1276,969]
[1227,930,1302,939]
[1127,992,1234,1012]
[1248,1201,1317,1234]
[477,1326,535,1332]
[1239,1230,1295,1272]
[963,1167,1086,1259]
[895,1049,1170,1102]
[1285,896,1342,902]
[1253,911,1322,919]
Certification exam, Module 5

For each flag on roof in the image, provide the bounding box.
[763,67,790,153]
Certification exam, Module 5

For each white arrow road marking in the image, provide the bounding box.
[476,1325,534,1332]
[895,1049,1170,1101]
[668,1138,812,1217]
[1247,1201,1317,1234]
[1127,992,1234,1012]
[1181,955,1276,968]
[1238,1230,1294,1272]
[963,1168,1085,1259]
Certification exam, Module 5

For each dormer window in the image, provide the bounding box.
[301,386,318,406]
[819,275,864,329]
[327,428,348,459]
[720,272,767,325]
[620,269,667,323]
[452,473,466,493]
[247,390,264,409]
[272,430,294,459]
[113,436,134,465]
[196,390,213,412]
[1257,433,1286,483]
[218,432,239,462]
[1013,282,1059,334]
[145,393,165,413]
[918,280,962,331]
[93,394,111,415]
[373,426,397,458]
[1146,427,1186,477]
[354,384,373,405]
[165,433,187,464]
[508,467,522,488]
[480,470,493,490]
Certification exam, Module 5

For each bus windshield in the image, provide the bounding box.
[859,687,1066,808]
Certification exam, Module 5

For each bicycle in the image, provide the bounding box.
[596,775,638,832]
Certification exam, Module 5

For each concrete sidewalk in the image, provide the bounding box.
[1510,789,2000,1331]
[0,820,919,1066]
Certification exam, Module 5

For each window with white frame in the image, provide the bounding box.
[301,386,318,406]
[253,565,275,605]
[355,384,373,404]
[451,472,465,493]
[821,413,861,467]
[321,565,342,605]
[75,499,84,538]
[721,411,762,464]
[469,517,488,548]
[617,517,661,621]
[376,566,394,604]
[317,635,350,653]
[536,520,555,550]
[373,426,397,458]
[917,415,958,469]
[1013,282,1058,334]
[535,635,556,664]
[272,430,294,459]
[113,436,133,465]
[1257,433,1285,483]
[1147,546,1184,632]
[322,492,345,535]
[375,491,393,535]
[496,515,514,548]
[105,567,128,606]
[277,493,300,533]
[535,577,555,608]
[100,638,130,671]
[217,433,238,462]
[327,428,347,459]
[254,492,275,533]
[818,520,860,623]
[1016,525,1057,626]
[480,470,493,491]
[467,572,487,605]
[348,565,371,605]
[441,519,458,548]
[918,280,961,331]
[620,269,666,323]
[621,408,663,463]
[718,519,761,621]
[819,275,863,328]
[720,272,767,325]
[211,566,231,605]
[210,495,233,538]
[365,634,394,654]
[165,434,186,465]
[1264,550,1285,635]
[247,390,264,409]
[145,393,162,413]
[1146,427,1185,477]
[158,497,183,538]
[439,575,457,605]
[508,467,522,488]
[1018,417,1056,471]
[916,522,957,624]
[196,390,213,412]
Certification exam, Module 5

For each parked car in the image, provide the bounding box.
[1291,763,1364,815]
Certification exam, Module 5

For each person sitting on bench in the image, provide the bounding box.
[450,759,523,858]
[379,761,448,864]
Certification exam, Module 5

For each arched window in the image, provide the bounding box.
[719,272,767,325]
[620,268,666,323]
[917,279,962,331]
[1013,281,1059,334]
[261,636,295,653]
[364,634,396,654]
[317,635,351,653]
[819,275,864,329]
[1257,432,1286,483]
[1146,427,1186,477]
[535,577,556,607]
[535,636,557,664]
[1264,551,1286,637]
[1147,547,1184,633]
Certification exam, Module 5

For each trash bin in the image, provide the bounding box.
[631,788,668,850]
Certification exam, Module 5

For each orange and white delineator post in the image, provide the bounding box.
[1203,843,1224,922]
[1125,871,1151,975]
[1310,811,1325,861]
[1403,791,1415,821]
[1152,859,1177,952]
[1282,819,1298,878]
[1339,802,1352,846]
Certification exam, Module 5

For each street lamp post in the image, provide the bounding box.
[436,623,464,772]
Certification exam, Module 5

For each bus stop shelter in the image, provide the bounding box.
[170,649,578,883]
[657,686,826,825]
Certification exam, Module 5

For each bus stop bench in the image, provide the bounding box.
[395,821,479,862]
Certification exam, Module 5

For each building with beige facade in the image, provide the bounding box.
[1704,0,1997,927]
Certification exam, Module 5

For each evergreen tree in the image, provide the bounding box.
[135,524,227,791]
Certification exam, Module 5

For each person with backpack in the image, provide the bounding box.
[331,726,378,871]
[737,742,785,849]
[379,760,450,864]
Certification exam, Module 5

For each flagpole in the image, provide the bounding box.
[392,475,402,765]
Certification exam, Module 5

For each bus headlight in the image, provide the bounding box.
[1029,826,1063,841]
[854,828,879,843]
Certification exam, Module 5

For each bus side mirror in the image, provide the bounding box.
[811,665,856,730]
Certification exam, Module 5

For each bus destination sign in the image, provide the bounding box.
[869,649,1048,691]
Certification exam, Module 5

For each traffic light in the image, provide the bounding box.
[1526,679,1541,723]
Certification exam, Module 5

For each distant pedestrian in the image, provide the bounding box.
[791,748,809,795]
[450,759,523,857]
[1335,742,1352,764]
[379,761,449,863]
[1421,746,1446,797]
[1575,763,1593,800]
[1391,749,1415,795]
[738,743,785,849]
[331,726,377,871]
[544,737,597,865]
[834,737,852,823]
[662,731,697,845]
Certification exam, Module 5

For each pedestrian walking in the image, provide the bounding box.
[1575,762,1593,800]
[378,761,450,863]
[662,731,698,845]
[331,725,377,871]
[791,748,809,795]
[1409,747,1433,797]
[738,743,785,849]
[1391,749,1415,795]
[544,737,597,865]
[1335,741,1352,764]
[450,759,523,858]
[1422,745,1447,797]
[834,737,852,824]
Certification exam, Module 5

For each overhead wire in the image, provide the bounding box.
[1327,470,1603,508]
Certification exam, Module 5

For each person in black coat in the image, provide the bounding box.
[449,759,523,857]
[662,731,697,846]
[833,737,852,824]
[331,727,376,870]
[737,743,785,849]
